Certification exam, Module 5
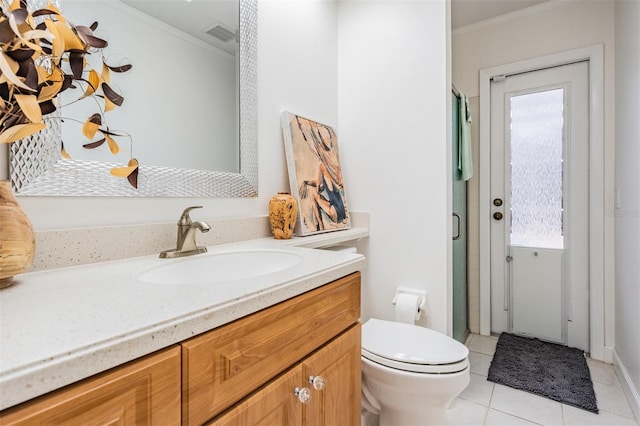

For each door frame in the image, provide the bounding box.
[478,44,606,360]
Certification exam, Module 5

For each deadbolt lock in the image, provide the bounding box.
[493,198,503,207]
[493,212,503,221]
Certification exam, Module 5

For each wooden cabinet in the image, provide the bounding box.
[303,325,361,426]
[211,325,361,426]
[0,272,361,426]
[208,366,305,426]
[181,273,361,426]
[0,346,181,425]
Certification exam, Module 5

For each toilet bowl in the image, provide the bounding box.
[361,318,470,426]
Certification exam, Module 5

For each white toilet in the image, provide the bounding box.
[361,318,470,426]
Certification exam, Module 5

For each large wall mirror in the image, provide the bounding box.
[10,0,257,197]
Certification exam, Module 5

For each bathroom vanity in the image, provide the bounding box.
[0,237,365,425]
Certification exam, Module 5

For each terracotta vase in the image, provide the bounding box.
[0,181,35,288]
[269,193,298,240]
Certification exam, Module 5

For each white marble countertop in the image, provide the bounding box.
[0,230,367,411]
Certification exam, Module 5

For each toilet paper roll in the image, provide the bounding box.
[394,293,421,324]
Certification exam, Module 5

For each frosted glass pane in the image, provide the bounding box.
[509,89,564,249]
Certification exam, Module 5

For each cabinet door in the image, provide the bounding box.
[0,346,181,425]
[303,325,361,426]
[182,273,361,425]
[210,367,304,426]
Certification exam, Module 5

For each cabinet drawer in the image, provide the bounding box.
[0,346,181,425]
[211,325,361,426]
[181,272,361,426]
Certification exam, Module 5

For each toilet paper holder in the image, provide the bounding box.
[392,287,427,317]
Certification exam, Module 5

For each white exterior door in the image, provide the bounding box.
[489,61,590,350]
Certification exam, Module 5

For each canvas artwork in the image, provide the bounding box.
[281,112,351,236]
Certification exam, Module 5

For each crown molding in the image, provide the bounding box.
[452,0,576,37]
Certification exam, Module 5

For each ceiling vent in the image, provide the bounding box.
[205,22,237,42]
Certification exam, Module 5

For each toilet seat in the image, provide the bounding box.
[361,318,469,374]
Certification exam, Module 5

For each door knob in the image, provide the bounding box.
[493,212,503,221]
[294,387,311,404]
[309,375,326,390]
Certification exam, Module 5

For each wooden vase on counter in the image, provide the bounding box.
[0,181,35,288]
[268,193,298,240]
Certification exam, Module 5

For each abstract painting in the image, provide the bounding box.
[281,112,351,236]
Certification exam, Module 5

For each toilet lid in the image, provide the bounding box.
[361,318,469,373]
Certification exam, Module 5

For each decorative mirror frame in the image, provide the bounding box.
[9,0,257,197]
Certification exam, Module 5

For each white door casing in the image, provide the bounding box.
[489,62,590,350]
[478,45,605,360]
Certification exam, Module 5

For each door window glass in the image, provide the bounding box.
[509,88,564,249]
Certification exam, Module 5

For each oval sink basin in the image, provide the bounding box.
[138,249,302,285]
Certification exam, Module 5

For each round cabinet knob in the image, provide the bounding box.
[294,387,311,404]
[493,212,503,221]
[309,375,326,391]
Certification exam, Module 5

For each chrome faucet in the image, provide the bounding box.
[160,206,211,258]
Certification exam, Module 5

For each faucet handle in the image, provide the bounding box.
[178,206,203,225]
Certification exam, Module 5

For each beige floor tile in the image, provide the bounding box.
[469,351,493,377]
[594,381,636,420]
[490,384,563,426]
[465,333,478,346]
[587,358,619,387]
[485,409,541,425]
[459,372,495,407]
[468,334,499,356]
[422,334,638,425]
[447,397,489,426]
[563,404,639,426]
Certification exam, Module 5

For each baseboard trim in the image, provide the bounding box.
[613,349,640,421]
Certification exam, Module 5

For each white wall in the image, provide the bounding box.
[338,0,449,333]
[614,0,640,412]
[2,0,452,333]
[453,0,617,350]
[2,0,338,231]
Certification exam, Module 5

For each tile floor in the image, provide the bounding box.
[445,334,639,426]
